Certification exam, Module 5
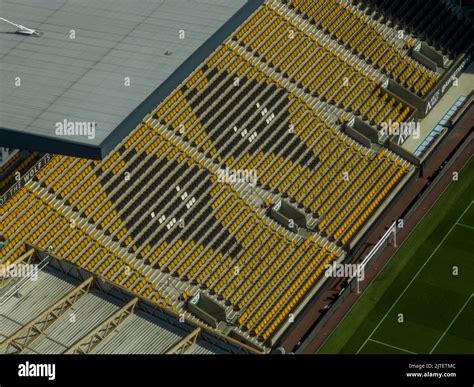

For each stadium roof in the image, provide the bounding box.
[0,0,258,159]
[0,259,250,354]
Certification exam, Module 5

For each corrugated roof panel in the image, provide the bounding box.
[92,313,184,354]
[0,270,77,337]
[28,292,120,353]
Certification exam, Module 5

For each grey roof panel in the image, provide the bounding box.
[0,0,259,159]
[0,271,77,338]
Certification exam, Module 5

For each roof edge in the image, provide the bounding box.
[0,127,102,159]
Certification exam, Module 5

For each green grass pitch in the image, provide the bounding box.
[318,156,474,354]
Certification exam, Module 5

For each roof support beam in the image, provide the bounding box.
[166,327,201,355]
[0,276,93,354]
[64,297,138,354]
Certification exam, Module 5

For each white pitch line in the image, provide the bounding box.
[457,223,474,230]
[356,201,474,354]
[429,294,474,354]
[368,339,417,355]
